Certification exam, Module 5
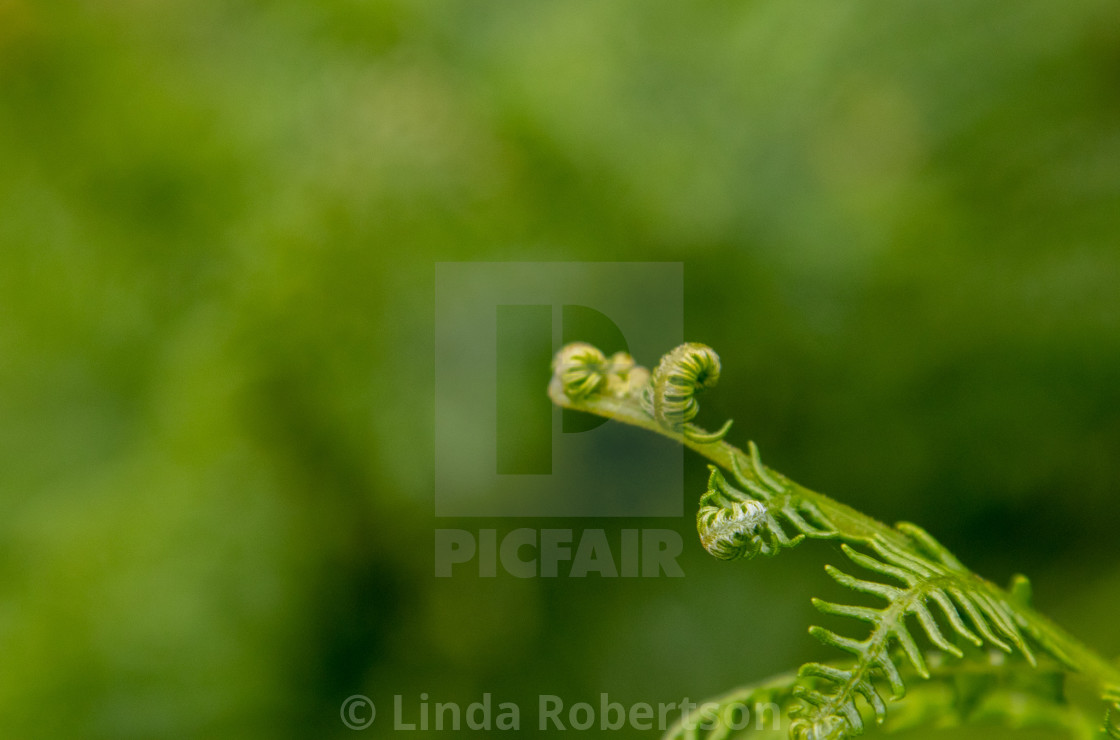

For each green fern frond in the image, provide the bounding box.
[665,653,1099,740]
[548,341,1120,740]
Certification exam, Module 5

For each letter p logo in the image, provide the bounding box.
[434,262,683,517]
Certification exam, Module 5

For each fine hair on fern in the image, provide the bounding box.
[549,341,1120,740]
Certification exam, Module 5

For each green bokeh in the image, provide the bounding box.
[2,1,1119,738]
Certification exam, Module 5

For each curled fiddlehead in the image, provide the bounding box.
[548,342,1120,740]
[641,342,734,443]
[552,342,647,400]
[698,458,836,561]
[698,466,800,560]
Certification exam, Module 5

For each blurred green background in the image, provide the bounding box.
[2,1,1120,738]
